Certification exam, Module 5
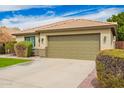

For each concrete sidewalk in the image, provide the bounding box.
[0,57,95,88]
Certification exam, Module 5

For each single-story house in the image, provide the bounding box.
[13,19,117,60]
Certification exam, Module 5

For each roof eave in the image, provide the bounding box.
[12,32,38,36]
[36,25,117,35]
[12,24,117,36]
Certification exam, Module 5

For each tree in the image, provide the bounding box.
[107,12,124,41]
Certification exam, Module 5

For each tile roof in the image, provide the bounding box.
[13,19,117,35]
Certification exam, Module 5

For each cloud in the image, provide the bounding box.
[0,5,54,12]
[0,16,68,30]
[62,10,85,17]
[0,10,59,29]
[79,8,123,21]
[0,8,123,29]
[62,8,97,17]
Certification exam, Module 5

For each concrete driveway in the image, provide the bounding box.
[0,57,95,88]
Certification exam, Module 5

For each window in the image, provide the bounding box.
[25,36,35,47]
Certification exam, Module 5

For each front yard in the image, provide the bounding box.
[0,58,30,68]
[0,58,95,88]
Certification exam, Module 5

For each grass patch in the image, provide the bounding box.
[0,58,31,68]
[99,49,124,59]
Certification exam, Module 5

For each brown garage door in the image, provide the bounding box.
[47,34,100,60]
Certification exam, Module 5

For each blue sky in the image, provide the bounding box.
[0,5,124,29]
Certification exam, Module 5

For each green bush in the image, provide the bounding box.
[5,41,17,54]
[14,41,33,57]
[0,44,5,54]
[96,49,124,88]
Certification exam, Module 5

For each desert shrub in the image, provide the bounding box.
[14,41,33,57]
[5,41,17,54]
[96,49,124,88]
[0,44,5,54]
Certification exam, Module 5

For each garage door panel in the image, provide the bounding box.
[48,43,98,48]
[49,42,98,46]
[47,34,100,60]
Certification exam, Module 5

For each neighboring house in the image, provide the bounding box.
[13,19,117,60]
[0,27,15,44]
[0,26,20,54]
[0,26,20,43]
[0,26,20,48]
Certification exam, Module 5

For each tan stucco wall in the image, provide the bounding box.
[39,34,48,49]
[15,28,115,52]
[15,34,40,49]
[100,29,113,50]
[40,28,115,50]
[16,36,24,42]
